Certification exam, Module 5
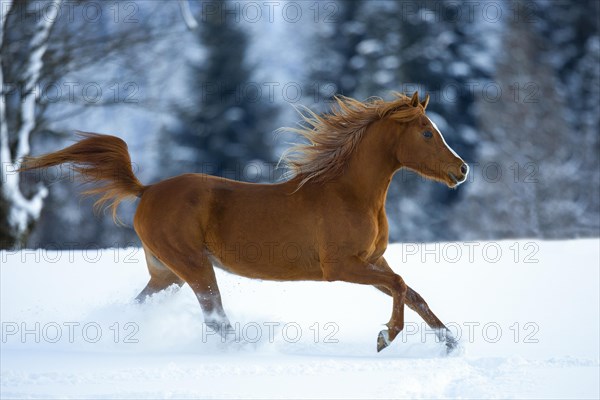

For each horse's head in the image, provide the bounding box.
[389,92,469,188]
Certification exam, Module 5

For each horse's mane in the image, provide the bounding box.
[280,92,425,188]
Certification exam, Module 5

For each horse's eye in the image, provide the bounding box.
[423,131,433,139]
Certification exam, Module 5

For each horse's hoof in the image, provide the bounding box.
[206,321,234,340]
[377,329,391,352]
[445,337,459,355]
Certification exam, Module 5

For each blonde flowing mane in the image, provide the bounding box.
[281,92,426,188]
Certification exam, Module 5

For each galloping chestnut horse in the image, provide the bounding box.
[22,92,469,352]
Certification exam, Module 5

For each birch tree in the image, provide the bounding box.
[1,0,62,248]
[0,0,195,249]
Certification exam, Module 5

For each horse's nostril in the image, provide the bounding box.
[460,163,468,175]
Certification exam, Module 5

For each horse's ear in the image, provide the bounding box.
[421,93,430,109]
[411,91,420,107]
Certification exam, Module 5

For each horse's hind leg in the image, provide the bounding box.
[374,257,458,352]
[135,245,184,302]
[155,248,232,338]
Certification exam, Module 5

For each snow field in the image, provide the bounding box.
[1,239,598,398]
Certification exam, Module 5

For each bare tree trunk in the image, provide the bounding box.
[0,0,62,248]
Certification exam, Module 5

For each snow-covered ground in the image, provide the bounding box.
[1,239,599,399]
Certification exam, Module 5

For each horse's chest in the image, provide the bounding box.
[358,211,389,262]
[374,216,389,258]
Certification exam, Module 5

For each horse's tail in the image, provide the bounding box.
[20,131,146,223]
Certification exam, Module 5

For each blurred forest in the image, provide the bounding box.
[0,0,598,249]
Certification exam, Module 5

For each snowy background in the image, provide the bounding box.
[1,0,599,398]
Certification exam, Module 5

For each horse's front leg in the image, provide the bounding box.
[321,256,407,352]
[374,257,458,353]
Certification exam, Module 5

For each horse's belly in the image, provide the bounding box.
[207,245,323,281]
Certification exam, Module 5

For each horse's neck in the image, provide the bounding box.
[334,129,398,209]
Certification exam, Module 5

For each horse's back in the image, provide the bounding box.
[133,173,324,280]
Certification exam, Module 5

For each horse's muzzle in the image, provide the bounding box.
[448,163,469,187]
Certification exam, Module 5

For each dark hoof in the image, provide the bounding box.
[377,329,391,352]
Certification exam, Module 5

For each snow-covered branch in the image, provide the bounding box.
[179,0,198,30]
